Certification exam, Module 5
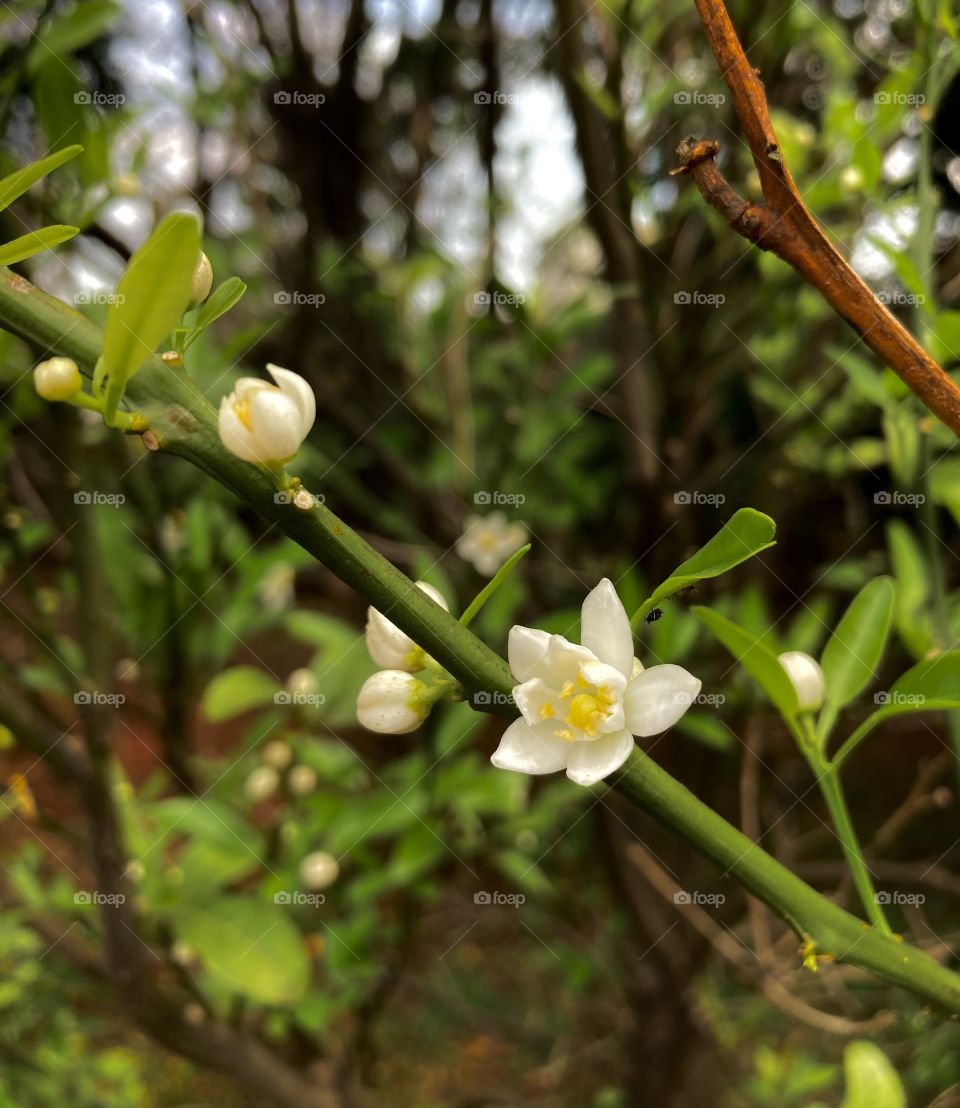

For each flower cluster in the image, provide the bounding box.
[357,582,452,734]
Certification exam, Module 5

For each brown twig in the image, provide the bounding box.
[675,0,960,437]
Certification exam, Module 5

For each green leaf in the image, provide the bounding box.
[183,276,247,350]
[460,543,529,627]
[201,666,279,722]
[886,520,932,660]
[891,651,960,706]
[99,212,201,422]
[171,896,309,1006]
[0,145,82,212]
[0,224,78,264]
[841,1041,905,1108]
[692,607,799,718]
[27,0,121,68]
[632,509,776,626]
[820,577,895,710]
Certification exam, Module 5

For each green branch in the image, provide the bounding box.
[3,268,960,1014]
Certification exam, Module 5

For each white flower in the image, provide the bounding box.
[218,364,315,465]
[244,765,280,801]
[288,764,318,795]
[261,740,293,769]
[365,581,447,671]
[456,511,527,576]
[191,251,213,305]
[34,357,82,401]
[299,850,339,890]
[286,668,317,697]
[491,579,701,787]
[778,651,826,711]
[357,670,428,734]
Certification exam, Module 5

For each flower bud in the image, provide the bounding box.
[261,740,293,769]
[286,667,317,697]
[244,765,280,801]
[218,364,315,465]
[365,581,447,671]
[778,651,826,712]
[357,670,429,734]
[34,357,82,401]
[299,850,339,890]
[288,765,317,795]
[191,251,213,305]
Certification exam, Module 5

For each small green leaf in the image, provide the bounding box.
[171,896,309,1006]
[820,577,895,710]
[99,212,201,422]
[201,666,279,722]
[183,276,247,350]
[0,145,82,212]
[692,606,799,718]
[27,0,121,68]
[886,520,931,660]
[0,224,78,264]
[841,1041,905,1108]
[891,651,960,706]
[460,543,529,627]
[633,509,776,626]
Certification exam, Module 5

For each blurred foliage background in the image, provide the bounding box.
[1,0,960,1104]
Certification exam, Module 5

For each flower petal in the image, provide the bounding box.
[565,730,634,786]
[267,363,316,436]
[581,578,633,677]
[248,388,308,461]
[623,664,701,737]
[490,718,569,775]
[218,395,260,462]
[513,678,556,728]
[542,634,597,686]
[508,625,550,682]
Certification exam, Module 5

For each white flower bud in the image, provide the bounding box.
[365,581,447,671]
[288,765,317,795]
[244,764,280,801]
[299,850,339,890]
[34,357,82,401]
[218,364,315,465]
[286,668,317,697]
[261,740,293,769]
[357,670,428,734]
[778,651,826,712]
[191,251,213,305]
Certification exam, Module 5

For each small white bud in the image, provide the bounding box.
[244,764,280,801]
[286,667,317,697]
[261,740,293,769]
[357,670,429,734]
[778,651,826,712]
[365,581,447,671]
[34,357,82,401]
[191,251,213,305]
[299,850,339,890]
[288,765,317,795]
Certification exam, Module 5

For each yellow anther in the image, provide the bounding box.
[559,681,575,700]
[233,397,253,431]
[554,729,577,743]
[539,702,555,720]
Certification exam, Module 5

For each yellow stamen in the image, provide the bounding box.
[559,681,575,700]
[539,702,555,720]
[232,397,253,431]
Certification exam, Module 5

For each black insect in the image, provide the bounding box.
[644,608,663,623]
